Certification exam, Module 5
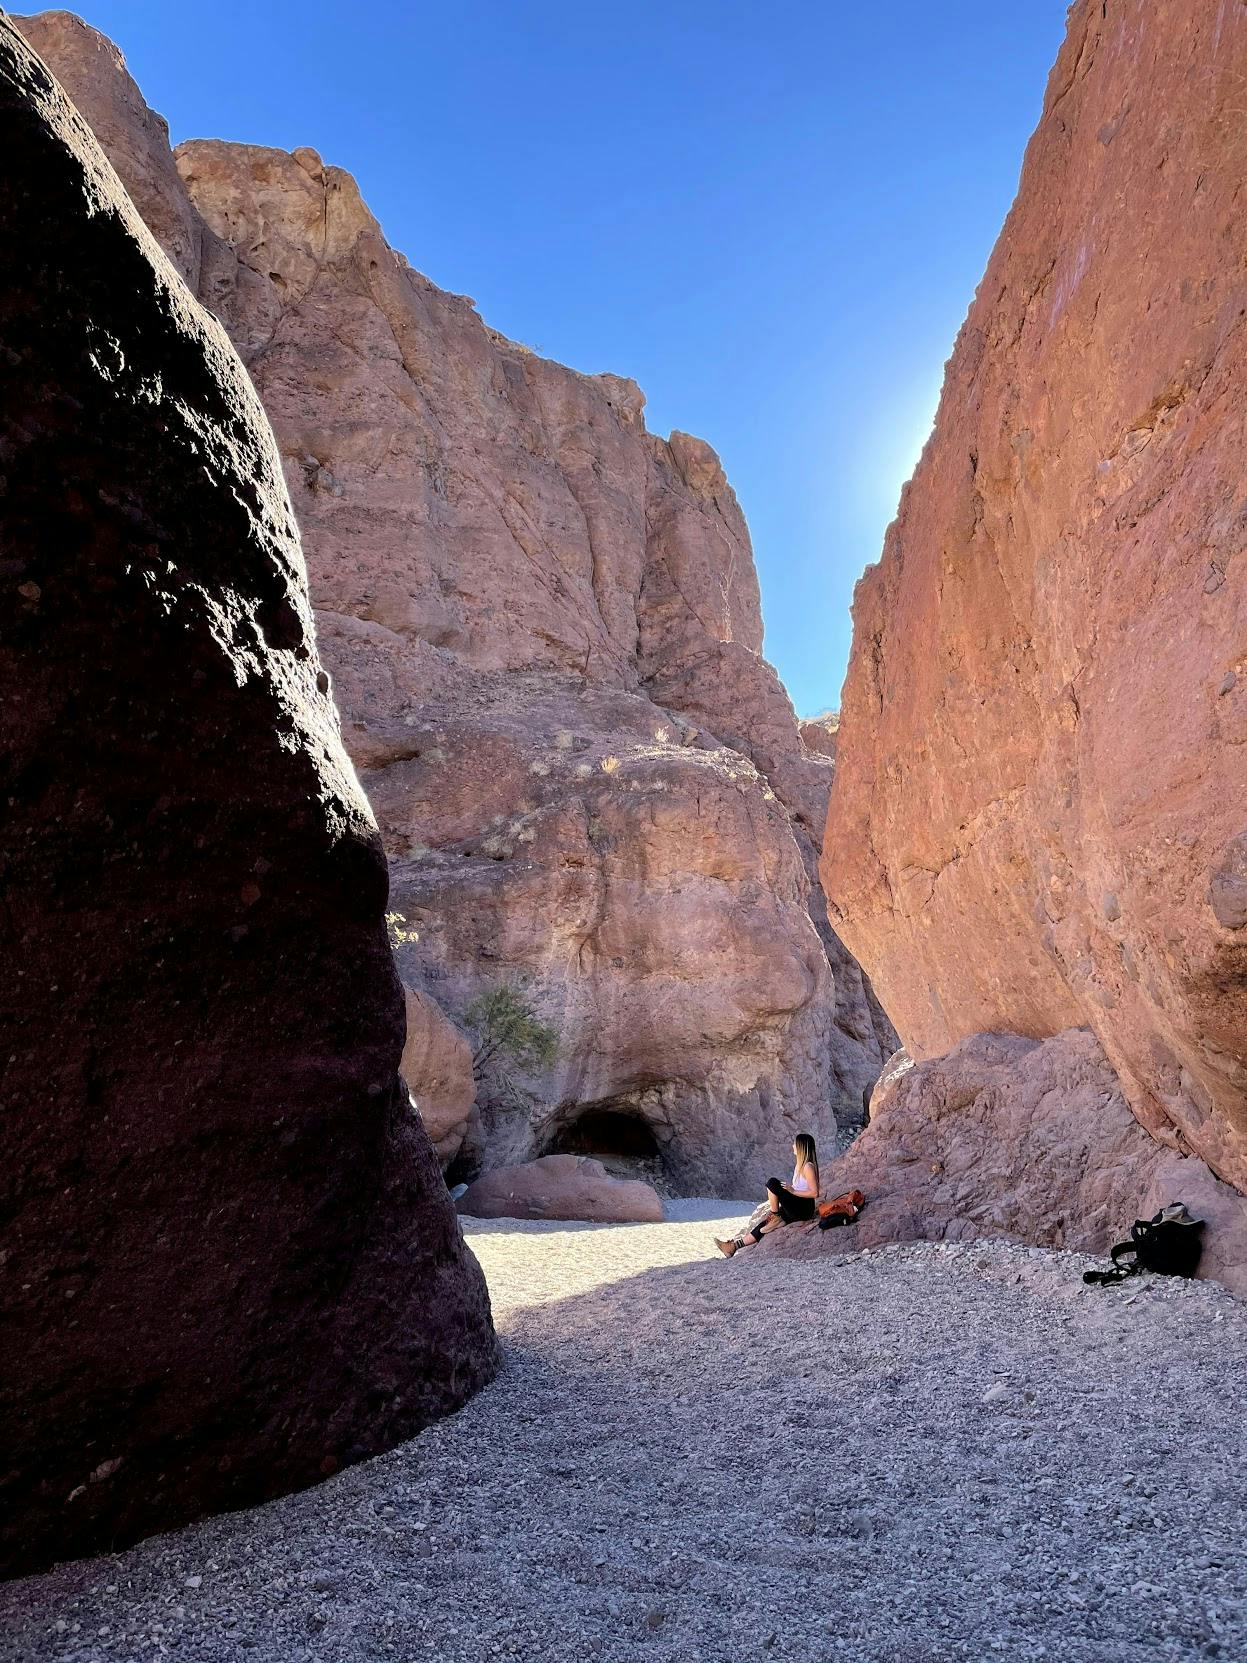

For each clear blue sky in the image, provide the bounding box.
[68,0,1069,715]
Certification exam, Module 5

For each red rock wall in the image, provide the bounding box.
[0,20,494,1577]
[826,0,1247,1189]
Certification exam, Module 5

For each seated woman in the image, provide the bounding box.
[714,1132,819,1257]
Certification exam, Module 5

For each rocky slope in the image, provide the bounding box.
[17,11,895,1194]
[0,18,494,1577]
[769,1027,1247,1293]
[825,0,1247,1206]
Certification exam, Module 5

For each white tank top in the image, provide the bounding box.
[791,1163,816,1197]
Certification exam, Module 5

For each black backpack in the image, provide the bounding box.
[1083,1202,1205,1286]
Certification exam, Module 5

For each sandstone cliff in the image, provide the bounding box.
[0,19,494,1576]
[825,0,1247,1200]
[19,10,896,1193]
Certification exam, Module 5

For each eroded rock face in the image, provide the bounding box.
[400,984,477,1164]
[20,9,896,1194]
[0,20,494,1577]
[763,1029,1247,1296]
[826,0,1247,1188]
[370,675,835,1194]
[458,1155,665,1223]
[797,714,838,762]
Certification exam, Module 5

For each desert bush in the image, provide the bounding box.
[465,982,558,1080]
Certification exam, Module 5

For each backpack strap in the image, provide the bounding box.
[1083,1238,1142,1286]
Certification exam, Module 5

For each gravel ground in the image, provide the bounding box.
[4,1201,1247,1663]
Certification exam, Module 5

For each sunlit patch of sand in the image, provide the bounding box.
[461,1197,753,1318]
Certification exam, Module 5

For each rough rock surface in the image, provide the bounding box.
[0,20,494,1578]
[825,0,1247,1189]
[457,1154,665,1223]
[764,1029,1247,1295]
[797,712,839,761]
[400,984,476,1164]
[16,10,896,1195]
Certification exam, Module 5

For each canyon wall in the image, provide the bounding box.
[825,0,1247,1198]
[19,11,896,1194]
[0,19,494,1576]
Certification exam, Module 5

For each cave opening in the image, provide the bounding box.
[541,1103,670,1189]
[554,1107,660,1162]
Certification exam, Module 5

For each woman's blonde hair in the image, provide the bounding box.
[794,1131,818,1180]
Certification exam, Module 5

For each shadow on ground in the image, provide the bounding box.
[3,1228,1245,1663]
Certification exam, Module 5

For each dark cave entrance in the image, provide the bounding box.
[554,1107,661,1162]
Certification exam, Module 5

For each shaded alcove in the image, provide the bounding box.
[551,1106,661,1162]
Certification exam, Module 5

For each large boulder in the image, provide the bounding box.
[825,0,1247,1188]
[387,687,835,1194]
[0,20,494,1578]
[16,9,897,1195]
[458,1155,665,1223]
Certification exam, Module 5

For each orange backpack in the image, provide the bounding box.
[816,1188,866,1223]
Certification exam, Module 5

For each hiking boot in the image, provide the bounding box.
[714,1237,737,1258]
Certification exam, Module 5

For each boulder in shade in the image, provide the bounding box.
[0,20,495,1578]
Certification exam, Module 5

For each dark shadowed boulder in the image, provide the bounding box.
[0,19,494,1578]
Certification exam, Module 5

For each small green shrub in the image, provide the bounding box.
[465,982,558,1079]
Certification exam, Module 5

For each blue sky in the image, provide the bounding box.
[71,0,1069,715]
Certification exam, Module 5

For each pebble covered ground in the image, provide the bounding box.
[4,1201,1247,1663]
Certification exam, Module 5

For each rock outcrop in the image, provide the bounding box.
[458,1154,665,1223]
[768,1031,1247,1290]
[765,1029,1247,1295]
[797,713,838,762]
[0,20,494,1578]
[826,0,1247,1190]
[19,10,896,1195]
[400,984,477,1165]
